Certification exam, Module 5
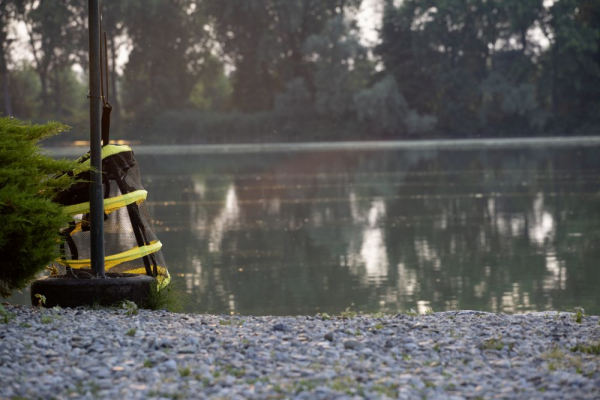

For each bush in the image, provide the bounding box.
[0,117,82,297]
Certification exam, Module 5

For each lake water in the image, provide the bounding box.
[10,140,600,315]
[133,142,600,316]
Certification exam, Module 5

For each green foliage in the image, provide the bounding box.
[480,337,505,351]
[303,15,368,118]
[0,117,82,297]
[570,343,600,355]
[376,0,600,138]
[121,300,139,316]
[317,312,331,321]
[126,328,137,337]
[340,307,358,319]
[3,0,600,143]
[35,294,46,307]
[144,280,185,312]
[574,307,585,324]
[0,304,14,323]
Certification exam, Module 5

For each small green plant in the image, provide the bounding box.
[574,307,584,324]
[224,365,245,378]
[340,307,358,319]
[126,328,137,337]
[0,304,13,323]
[121,300,139,316]
[40,315,53,324]
[424,307,434,315]
[570,343,600,355]
[480,337,504,350]
[317,312,331,320]
[373,323,384,330]
[143,359,153,368]
[406,308,418,316]
[178,366,191,377]
[145,281,186,312]
[35,294,47,307]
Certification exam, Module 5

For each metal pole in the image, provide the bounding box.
[88,0,105,277]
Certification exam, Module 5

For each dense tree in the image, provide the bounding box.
[1,0,599,143]
[540,0,600,133]
[0,0,22,116]
[22,0,83,120]
[376,0,555,137]
[204,0,362,112]
[121,0,213,132]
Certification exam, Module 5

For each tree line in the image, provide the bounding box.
[0,0,599,144]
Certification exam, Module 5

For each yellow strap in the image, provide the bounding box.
[63,189,147,215]
[126,267,171,290]
[79,144,132,167]
[56,240,162,269]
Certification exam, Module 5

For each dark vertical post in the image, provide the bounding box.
[88,0,105,277]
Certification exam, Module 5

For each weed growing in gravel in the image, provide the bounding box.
[224,365,245,378]
[218,319,244,327]
[0,304,13,323]
[145,281,187,312]
[406,308,418,316]
[317,313,331,320]
[143,359,153,368]
[126,328,137,337]
[35,294,46,307]
[340,308,358,319]
[372,383,398,397]
[178,367,191,377]
[40,315,53,324]
[293,379,318,394]
[480,337,504,350]
[424,307,434,315]
[121,300,139,316]
[329,376,358,394]
[373,323,384,330]
[574,307,585,324]
[570,343,600,355]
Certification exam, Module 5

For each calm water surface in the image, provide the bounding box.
[128,145,600,315]
[10,144,599,315]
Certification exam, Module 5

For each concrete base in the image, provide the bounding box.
[30,272,155,308]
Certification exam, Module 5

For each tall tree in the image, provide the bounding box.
[376,0,548,137]
[205,0,362,112]
[0,0,22,116]
[23,0,83,119]
[121,0,211,125]
[540,0,600,133]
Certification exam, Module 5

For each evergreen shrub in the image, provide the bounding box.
[0,117,83,297]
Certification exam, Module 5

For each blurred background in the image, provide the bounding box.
[1,0,599,145]
[4,1,600,315]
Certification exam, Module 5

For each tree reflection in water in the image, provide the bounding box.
[138,146,600,316]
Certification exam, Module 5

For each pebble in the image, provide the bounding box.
[0,306,599,399]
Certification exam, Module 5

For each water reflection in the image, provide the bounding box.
[127,147,600,315]
[347,195,389,280]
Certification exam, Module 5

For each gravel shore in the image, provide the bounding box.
[0,305,598,399]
